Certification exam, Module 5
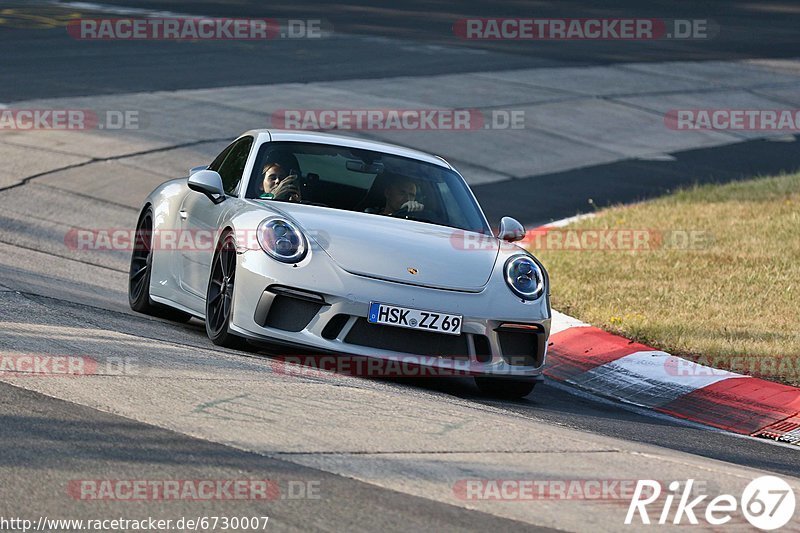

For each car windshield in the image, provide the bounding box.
[245,141,491,234]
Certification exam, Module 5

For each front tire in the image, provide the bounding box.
[128,207,192,322]
[474,377,536,399]
[129,208,156,313]
[205,232,246,348]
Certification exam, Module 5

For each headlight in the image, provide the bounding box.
[257,218,307,263]
[504,255,544,300]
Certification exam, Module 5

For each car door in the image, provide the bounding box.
[179,136,254,302]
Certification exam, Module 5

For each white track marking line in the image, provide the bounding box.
[542,212,596,228]
[550,310,589,335]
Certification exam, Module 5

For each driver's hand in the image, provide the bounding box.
[272,175,301,202]
[401,200,424,213]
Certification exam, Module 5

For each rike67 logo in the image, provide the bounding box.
[626,476,796,530]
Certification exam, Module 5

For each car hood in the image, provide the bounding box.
[268,203,499,292]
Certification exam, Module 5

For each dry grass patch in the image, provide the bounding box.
[534,172,800,386]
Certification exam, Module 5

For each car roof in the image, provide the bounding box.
[243,129,452,169]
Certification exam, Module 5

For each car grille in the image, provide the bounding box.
[345,318,469,359]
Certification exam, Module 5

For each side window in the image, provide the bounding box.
[208,143,233,172]
[211,137,253,195]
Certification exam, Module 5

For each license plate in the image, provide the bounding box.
[368,302,463,335]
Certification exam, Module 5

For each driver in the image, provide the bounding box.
[371,173,424,215]
[259,162,301,202]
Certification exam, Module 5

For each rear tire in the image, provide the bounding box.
[205,232,246,349]
[128,207,192,322]
[474,377,536,399]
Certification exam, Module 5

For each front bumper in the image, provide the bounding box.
[230,249,551,380]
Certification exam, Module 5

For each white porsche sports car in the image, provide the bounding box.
[129,130,550,398]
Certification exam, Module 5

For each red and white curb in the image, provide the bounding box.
[547,311,800,445]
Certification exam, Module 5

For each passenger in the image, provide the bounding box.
[259,162,301,202]
[367,173,424,215]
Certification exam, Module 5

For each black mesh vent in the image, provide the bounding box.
[321,314,350,340]
[345,318,469,359]
[497,329,545,367]
[264,295,322,332]
[473,335,492,363]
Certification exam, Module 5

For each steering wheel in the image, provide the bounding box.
[390,206,438,224]
[390,206,412,217]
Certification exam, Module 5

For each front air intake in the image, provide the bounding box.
[496,324,546,367]
[255,286,325,332]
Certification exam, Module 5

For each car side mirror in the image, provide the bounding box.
[497,216,526,242]
[188,170,226,204]
[189,164,208,175]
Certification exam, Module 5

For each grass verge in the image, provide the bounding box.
[533,172,800,386]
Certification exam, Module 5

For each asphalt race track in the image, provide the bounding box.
[0,1,798,531]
